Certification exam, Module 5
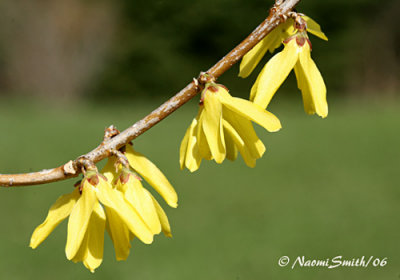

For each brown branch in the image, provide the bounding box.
[0,0,301,187]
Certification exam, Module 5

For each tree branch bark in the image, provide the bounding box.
[0,0,301,187]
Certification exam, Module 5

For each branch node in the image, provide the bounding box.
[272,0,296,25]
[288,12,306,30]
[103,125,120,142]
[198,72,216,85]
[110,149,130,171]
[77,157,97,175]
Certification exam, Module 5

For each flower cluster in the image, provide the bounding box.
[240,15,328,118]
[30,144,177,272]
[180,83,281,171]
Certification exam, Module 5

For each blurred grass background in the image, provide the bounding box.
[0,0,399,278]
[0,98,399,279]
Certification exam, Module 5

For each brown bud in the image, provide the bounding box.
[87,175,99,186]
[118,172,131,185]
[207,85,219,93]
[296,36,306,47]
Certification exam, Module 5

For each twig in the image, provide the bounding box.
[0,0,301,187]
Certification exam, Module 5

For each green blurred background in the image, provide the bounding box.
[0,0,399,279]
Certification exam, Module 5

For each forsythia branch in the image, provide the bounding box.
[0,0,301,187]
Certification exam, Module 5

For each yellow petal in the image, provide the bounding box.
[122,177,161,235]
[296,44,328,118]
[125,144,178,208]
[239,37,272,78]
[30,188,79,249]
[222,119,256,168]
[183,116,202,172]
[101,156,118,183]
[144,189,172,238]
[82,203,106,273]
[71,229,88,264]
[249,62,267,101]
[202,91,226,163]
[196,109,213,161]
[96,178,154,244]
[303,15,328,41]
[66,182,97,260]
[218,90,281,132]
[105,207,131,261]
[251,39,299,108]
[180,110,204,172]
[185,128,202,172]
[179,119,193,170]
[223,108,266,159]
[224,129,238,162]
[294,59,315,114]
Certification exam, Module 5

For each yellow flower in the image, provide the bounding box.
[250,30,328,118]
[101,145,176,260]
[180,83,281,172]
[239,15,328,78]
[30,171,154,272]
[240,16,329,118]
